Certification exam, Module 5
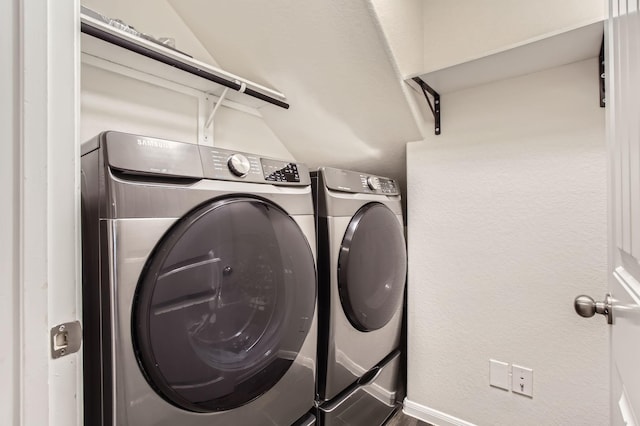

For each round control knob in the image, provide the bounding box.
[227,154,251,177]
[367,176,381,190]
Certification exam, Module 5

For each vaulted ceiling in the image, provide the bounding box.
[167,0,424,183]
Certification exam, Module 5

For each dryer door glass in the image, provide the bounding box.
[133,197,316,412]
[338,202,407,332]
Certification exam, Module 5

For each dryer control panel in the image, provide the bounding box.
[320,167,400,195]
[93,132,311,186]
[199,146,311,186]
[261,158,301,183]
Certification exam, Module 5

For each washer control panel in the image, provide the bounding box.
[200,146,310,185]
[322,167,400,195]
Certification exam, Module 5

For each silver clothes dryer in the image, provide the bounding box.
[312,167,406,425]
[81,131,317,426]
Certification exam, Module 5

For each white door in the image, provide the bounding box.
[581,1,640,425]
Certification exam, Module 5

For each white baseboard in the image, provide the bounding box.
[402,398,477,426]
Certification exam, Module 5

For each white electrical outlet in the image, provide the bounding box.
[489,359,510,390]
[512,365,533,397]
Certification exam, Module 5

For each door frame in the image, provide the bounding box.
[0,0,82,424]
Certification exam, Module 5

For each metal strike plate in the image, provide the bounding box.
[50,321,82,359]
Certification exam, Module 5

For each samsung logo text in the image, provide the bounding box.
[136,138,174,149]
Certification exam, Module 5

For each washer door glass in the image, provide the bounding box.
[133,197,316,412]
[338,202,407,332]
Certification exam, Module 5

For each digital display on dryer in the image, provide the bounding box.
[261,159,300,183]
[379,178,398,194]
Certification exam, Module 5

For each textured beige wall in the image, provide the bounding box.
[406,58,608,426]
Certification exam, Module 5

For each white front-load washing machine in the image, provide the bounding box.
[312,167,406,425]
[81,131,317,426]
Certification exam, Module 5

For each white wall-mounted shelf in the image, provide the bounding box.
[408,19,605,94]
[80,13,289,110]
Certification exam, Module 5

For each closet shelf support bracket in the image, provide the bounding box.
[599,35,605,108]
[205,87,231,131]
[412,77,441,135]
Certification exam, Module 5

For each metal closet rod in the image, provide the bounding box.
[80,22,290,110]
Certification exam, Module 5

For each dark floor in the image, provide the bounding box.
[384,409,431,426]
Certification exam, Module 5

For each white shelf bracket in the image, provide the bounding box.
[205,87,230,131]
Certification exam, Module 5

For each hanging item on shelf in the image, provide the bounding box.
[80,6,289,110]
[80,6,190,56]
